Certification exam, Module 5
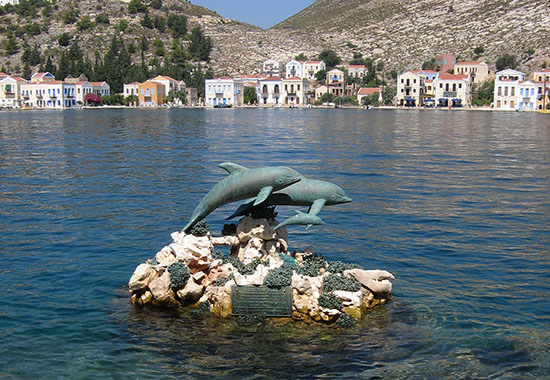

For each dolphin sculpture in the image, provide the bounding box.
[275,210,324,230]
[226,178,352,230]
[182,162,302,232]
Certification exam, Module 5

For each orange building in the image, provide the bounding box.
[138,81,165,107]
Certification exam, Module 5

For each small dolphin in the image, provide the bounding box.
[274,210,325,231]
[227,178,352,230]
[183,163,302,232]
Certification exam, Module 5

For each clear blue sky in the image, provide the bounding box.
[191,0,314,29]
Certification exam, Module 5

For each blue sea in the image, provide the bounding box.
[1,108,549,379]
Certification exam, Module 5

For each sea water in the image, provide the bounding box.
[1,108,549,379]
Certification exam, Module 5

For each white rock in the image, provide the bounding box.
[192,271,206,283]
[233,264,268,286]
[128,263,158,292]
[210,259,223,269]
[158,253,176,268]
[176,278,204,302]
[332,290,362,308]
[236,216,288,243]
[291,272,312,295]
[171,231,183,244]
[344,269,394,297]
[212,235,240,246]
[182,234,213,259]
[155,246,174,264]
[149,271,174,303]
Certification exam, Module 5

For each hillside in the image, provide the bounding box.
[272,0,550,72]
[1,0,548,87]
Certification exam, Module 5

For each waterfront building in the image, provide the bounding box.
[304,61,326,80]
[74,81,93,104]
[0,75,27,108]
[533,69,550,110]
[433,73,470,107]
[435,54,456,72]
[123,82,140,98]
[138,81,165,107]
[205,77,245,107]
[326,69,345,97]
[20,81,77,109]
[257,76,282,105]
[262,59,283,77]
[285,60,305,79]
[396,70,424,106]
[314,85,327,101]
[149,75,180,97]
[356,87,382,104]
[30,72,55,83]
[282,76,310,106]
[454,61,490,84]
[347,65,367,79]
[91,81,110,97]
[517,80,538,111]
[493,69,526,110]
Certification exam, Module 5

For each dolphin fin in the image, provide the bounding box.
[218,162,248,174]
[254,186,273,206]
[306,224,312,230]
[309,199,326,215]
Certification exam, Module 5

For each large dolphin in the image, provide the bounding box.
[226,178,352,230]
[182,163,302,232]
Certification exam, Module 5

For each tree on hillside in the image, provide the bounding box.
[315,69,326,84]
[318,49,341,69]
[244,86,257,104]
[382,86,396,105]
[295,53,307,61]
[422,58,436,70]
[188,26,212,62]
[496,53,517,71]
[350,52,365,65]
[473,46,484,57]
[167,14,187,38]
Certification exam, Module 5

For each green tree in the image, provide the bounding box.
[315,69,326,84]
[244,86,257,104]
[116,19,128,32]
[471,80,494,106]
[473,46,484,57]
[361,91,380,106]
[350,52,365,65]
[422,58,436,70]
[141,11,153,29]
[167,13,187,38]
[77,16,93,31]
[63,8,79,24]
[382,86,395,105]
[4,36,19,56]
[95,14,109,25]
[58,32,71,46]
[154,16,166,32]
[25,22,41,36]
[21,42,41,66]
[188,26,212,61]
[295,53,307,61]
[318,49,341,69]
[22,62,31,79]
[128,0,147,14]
[152,38,164,56]
[150,0,162,9]
[496,54,517,71]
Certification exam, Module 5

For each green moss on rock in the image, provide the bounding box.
[336,313,357,328]
[296,254,327,277]
[167,262,190,289]
[326,261,360,274]
[323,273,361,292]
[264,265,292,288]
[319,293,343,310]
[188,220,209,237]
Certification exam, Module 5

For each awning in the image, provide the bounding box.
[452,98,462,102]
[438,98,447,101]
[424,98,435,102]
[405,97,415,101]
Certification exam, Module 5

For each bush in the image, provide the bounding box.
[77,15,93,31]
[318,293,342,310]
[296,254,326,277]
[188,220,209,237]
[168,262,190,289]
[323,273,361,292]
[264,265,292,288]
[336,313,357,328]
[326,261,359,274]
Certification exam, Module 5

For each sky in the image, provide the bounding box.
[190,0,314,29]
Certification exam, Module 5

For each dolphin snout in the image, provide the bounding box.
[341,196,352,203]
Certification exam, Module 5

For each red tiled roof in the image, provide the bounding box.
[437,73,468,80]
[264,76,282,81]
[535,69,550,73]
[216,76,232,80]
[305,61,322,64]
[348,65,366,69]
[90,81,107,86]
[283,76,302,81]
[357,87,381,95]
[456,61,483,65]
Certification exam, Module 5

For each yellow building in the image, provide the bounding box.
[138,81,165,107]
[454,61,489,84]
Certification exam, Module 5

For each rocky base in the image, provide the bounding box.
[128,216,394,326]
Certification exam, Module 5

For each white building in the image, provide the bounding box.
[433,73,469,107]
[0,0,19,5]
[149,75,179,97]
[75,81,93,104]
[20,81,77,109]
[123,82,140,98]
[285,60,304,79]
[303,61,326,80]
[90,81,110,97]
[282,76,310,106]
[517,80,538,111]
[262,59,282,77]
[205,77,244,107]
[493,69,526,110]
[533,69,550,110]
[0,76,27,108]
[258,76,282,105]
[347,65,367,79]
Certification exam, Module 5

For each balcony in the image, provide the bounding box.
[5,92,15,99]
[215,90,224,95]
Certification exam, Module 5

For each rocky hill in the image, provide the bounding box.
[1,0,548,82]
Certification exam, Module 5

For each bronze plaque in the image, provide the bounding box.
[231,286,292,317]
